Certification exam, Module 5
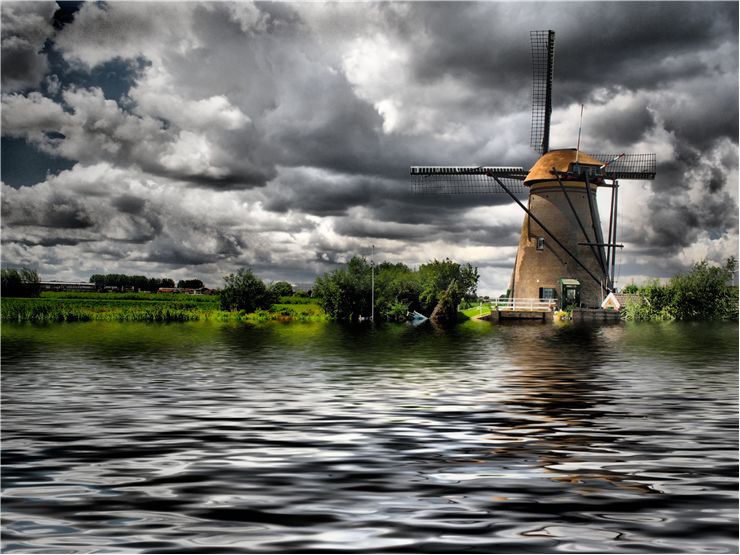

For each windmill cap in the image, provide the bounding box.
[525,149,603,184]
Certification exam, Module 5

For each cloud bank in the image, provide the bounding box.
[2,1,737,293]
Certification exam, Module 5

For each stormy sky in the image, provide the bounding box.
[2,1,737,294]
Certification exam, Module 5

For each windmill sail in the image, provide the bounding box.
[410,166,527,194]
[586,153,657,180]
[530,30,555,154]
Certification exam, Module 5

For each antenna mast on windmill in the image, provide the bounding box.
[410,30,656,309]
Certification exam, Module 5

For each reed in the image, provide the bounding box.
[1,297,327,323]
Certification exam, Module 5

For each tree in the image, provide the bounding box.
[177,279,204,289]
[313,256,479,323]
[1,268,41,297]
[622,283,639,294]
[90,274,175,291]
[269,281,293,298]
[220,269,275,312]
[313,256,371,321]
[624,257,738,321]
[418,259,479,320]
[373,262,421,321]
[669,257,737,320]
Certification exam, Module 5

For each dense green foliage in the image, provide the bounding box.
[220,269,275,312]
[1,268,41,297]
[419,259,479,322]
[313,256,479,322]
[89,273,175,291]
[40,291,216,303]
[177,279,204,289]
[2,295,212,322]
[622,283,639,294]
[623,258,738,321]
[2,292,324,323]
[313,257,373,321]
[278,294,318,305]
[269,281,294,297]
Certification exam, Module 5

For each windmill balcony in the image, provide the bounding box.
[494,298,558,311]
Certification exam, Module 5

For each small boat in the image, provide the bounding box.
[409,311,428,326]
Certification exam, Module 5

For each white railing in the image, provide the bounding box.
[492,298,557,311]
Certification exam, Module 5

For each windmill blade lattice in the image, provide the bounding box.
[530,30,555,154]
[587,153,657,180]
[410,166,527,194]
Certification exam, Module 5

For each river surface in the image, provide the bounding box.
[2,320,737,553]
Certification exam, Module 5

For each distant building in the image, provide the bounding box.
[157,287,213,295]
[40,281,96,292]
[101,285,136,292]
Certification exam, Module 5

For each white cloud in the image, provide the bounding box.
[53,2,200,68]
[130,65,250,131]
[0,2,56,91]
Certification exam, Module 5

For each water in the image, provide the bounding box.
[2,320,737,553]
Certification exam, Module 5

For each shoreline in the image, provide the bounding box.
[1,292,327,323]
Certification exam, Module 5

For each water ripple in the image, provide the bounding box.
[2,320,737,553]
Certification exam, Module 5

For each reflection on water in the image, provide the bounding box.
[2,320,738,553]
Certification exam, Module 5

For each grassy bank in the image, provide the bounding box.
[1,292,327,323]
[459,304,492,320]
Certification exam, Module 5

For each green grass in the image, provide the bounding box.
[460,304,492,319]
[1,293,326,323]
[41,291,219,304]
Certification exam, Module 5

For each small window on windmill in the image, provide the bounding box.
[536,236,545,251]
[539,287,556,299]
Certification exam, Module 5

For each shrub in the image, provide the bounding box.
[622,283,639,294]
[623,258,738,321]
[1,268,41,297]
[668,257,737,320]
[220,269,275,312]
[313,256,479,323]
[177,279,204,289]
[313,256,371,321]
[269,281,294,297]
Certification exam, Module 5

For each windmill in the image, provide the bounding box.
[411,30,656,309]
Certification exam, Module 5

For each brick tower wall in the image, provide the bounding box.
[510,180,608,308]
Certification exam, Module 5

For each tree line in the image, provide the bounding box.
[622,257,738,321]
[312,257,479,323]
[89,274,176,291]
[89,274,209,290]
[218,257,478,324]
[3,257,736,323]
[219,273,296,312]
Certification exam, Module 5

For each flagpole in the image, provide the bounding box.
[371,244,375,323]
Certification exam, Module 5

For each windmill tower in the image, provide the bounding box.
[411,30,656,308]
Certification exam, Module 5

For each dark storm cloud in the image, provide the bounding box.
[588,100,655,146]
[2,191,93,229]
[404,3,736,102]
[1,39,49,91]
[332,216,520,247]
[260,166,522,222]
[404,2,738,146]
[32,236,90,247]
[1,3,56,92]
[404,3,531,103]
[111,194,146,215]
[140,243,229,267]
[551,3,736,94]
